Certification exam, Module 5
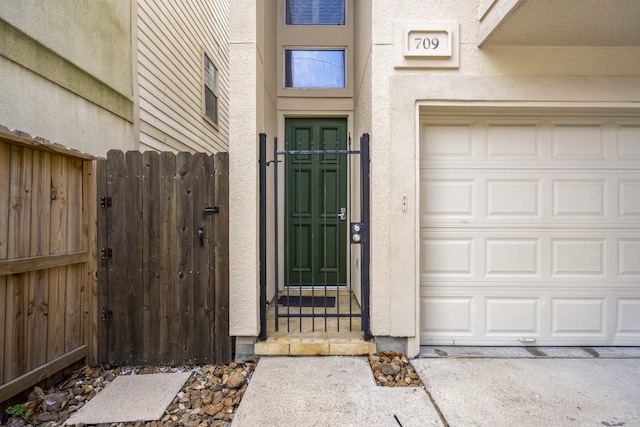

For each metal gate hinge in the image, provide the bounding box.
[101,248,113,260]
[100,196,112,208]
[101,308,113,322]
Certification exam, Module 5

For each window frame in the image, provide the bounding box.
[285,0,346,26]
[277,0,354,99]
[203,52,219,127]
[284,48,346,89]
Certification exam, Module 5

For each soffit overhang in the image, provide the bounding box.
[478,0,640,47]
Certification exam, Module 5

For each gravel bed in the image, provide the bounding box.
[2,362,255,427]
[368,351,424,387]
[4,351,420,426]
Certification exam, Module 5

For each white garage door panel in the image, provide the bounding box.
[422,171,639,226]
[485,298,540,335]
[617,299,640,335]
[420,289,637,345]
[420,115,640,346]
[420,230,638,283]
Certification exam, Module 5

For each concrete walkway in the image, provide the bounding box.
[232,350,640,427]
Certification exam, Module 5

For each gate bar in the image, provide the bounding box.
[259,133,267,341]
[361,134,372,340]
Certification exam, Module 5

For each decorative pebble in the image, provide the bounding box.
[368,350,424,388]
[3,362,255,426]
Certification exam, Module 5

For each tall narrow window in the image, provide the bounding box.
[286,0,345,25]
[204,54,218,125]
[284,49,345,89]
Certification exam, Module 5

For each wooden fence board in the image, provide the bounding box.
[213,153,231,364]
[47,155,67,362]
[83,160,98,364]
[0,140,10,384]
[96,158,109,364]
[125,152,144,362]
[6,146,33,381]
[65,159,84,353]
[0,346,86,404]
[191,153,212,363]
[142,151,160,364]
[160,152,178,364]
[0,252,88,277]
[175,152,194,363]
[106,150,129,364]
[27,151,50,370]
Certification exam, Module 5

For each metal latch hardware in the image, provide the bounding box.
[100,197,112,208]
[101,308,113,322]
[337,207,346,221]
[101,248,113,260]
[204,206,219,215]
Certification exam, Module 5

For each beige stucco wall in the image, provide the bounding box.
[0,0,133,156]
[370,0,640,354]
[228,0,640,352]
[229,1,279,338]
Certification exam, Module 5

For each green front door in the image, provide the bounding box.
[285,118,348,286]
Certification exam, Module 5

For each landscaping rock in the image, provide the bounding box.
[2,362,255,427]
[368,350,424,388]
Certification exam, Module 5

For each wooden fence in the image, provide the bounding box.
[96,150,231,366]
[0,132,231,405]
[0,128,97,404]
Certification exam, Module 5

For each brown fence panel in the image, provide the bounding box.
[0,129,95,404]
[97,150,230,366]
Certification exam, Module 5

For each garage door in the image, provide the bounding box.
[420,113,640,345]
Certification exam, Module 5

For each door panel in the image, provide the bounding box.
[286,118,347,286]
[420,115,640,346]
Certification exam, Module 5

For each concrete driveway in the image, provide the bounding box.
[413,357,639,427]
[232,349,640,427]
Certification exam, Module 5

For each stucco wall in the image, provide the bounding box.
[229,1,279,338]
[0,0,133,155]
[369,0,640,350]
[228,0,640,350]
[0,58,132,156]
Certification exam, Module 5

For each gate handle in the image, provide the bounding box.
[198,226,205,248]
[337,207,346,221]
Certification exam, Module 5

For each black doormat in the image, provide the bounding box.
[277,295,336,308]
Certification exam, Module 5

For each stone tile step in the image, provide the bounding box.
[255,334,375,356]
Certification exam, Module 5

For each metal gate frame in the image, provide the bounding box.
[259,133,371,340]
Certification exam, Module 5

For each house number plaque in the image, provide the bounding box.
[395,21,459,68]
[405,29,451,58]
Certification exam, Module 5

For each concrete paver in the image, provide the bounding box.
[64,372,191,425]
[412,358,640,427]
[231,356,443,427]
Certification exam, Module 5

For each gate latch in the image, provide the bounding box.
[101,308,113,322]
[204,206,219,215]
[198,226,205,248]
[337,207,346,221]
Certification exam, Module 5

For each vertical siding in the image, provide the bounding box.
[136,0,229,153]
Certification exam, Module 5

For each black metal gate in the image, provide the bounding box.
[259,133,371,340]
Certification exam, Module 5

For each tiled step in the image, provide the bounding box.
[255,332,376,356]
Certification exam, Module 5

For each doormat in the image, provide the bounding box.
[64,372,191,425]
[277,295,336,308]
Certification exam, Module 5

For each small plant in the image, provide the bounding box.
[5,403,34,421]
